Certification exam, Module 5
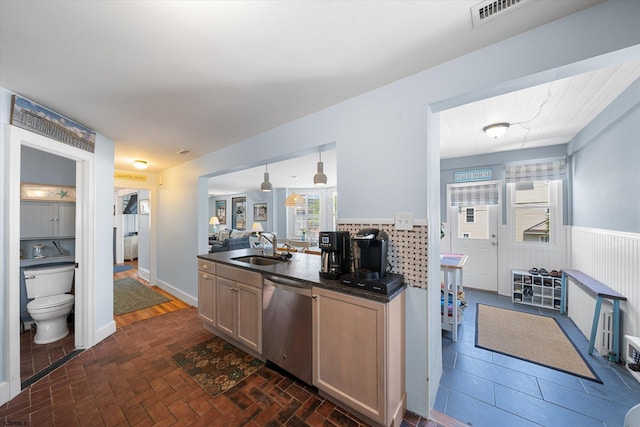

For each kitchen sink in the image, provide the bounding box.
[232,255,287,266]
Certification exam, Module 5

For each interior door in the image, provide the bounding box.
[449,184,499,292]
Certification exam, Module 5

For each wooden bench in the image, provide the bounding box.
[561,269,627,362]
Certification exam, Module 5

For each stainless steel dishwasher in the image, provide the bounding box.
[262,275,312,384]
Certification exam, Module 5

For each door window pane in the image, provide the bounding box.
[457,205,489,239]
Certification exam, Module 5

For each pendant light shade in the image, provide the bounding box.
[260,165,272,192]
[285,192,305,207]
[313,152,327,186]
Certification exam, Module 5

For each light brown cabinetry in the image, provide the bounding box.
[197,259,216,325]
[312,287,406,427]
[213,263,263,354]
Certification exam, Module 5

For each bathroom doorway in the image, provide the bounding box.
[18,146,79,387]
[5,125,96,404]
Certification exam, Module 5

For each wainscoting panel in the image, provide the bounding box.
[496,224,568,296]
[569,226,639,341]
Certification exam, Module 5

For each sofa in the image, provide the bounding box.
[209,229,251,253]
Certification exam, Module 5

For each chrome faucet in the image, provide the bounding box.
[261,233,278,256]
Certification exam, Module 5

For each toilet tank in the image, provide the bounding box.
[24,264,75,298]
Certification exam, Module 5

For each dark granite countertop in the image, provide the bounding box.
[197,248,405,303]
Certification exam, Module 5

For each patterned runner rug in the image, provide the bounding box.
[475,304,601,383]
[172,335,264,398]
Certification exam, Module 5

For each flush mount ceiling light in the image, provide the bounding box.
[483,123,510,139]
[313,152,327,186]
[133,160,148,170]
[260,164,272,192]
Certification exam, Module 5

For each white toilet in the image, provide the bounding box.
[24,265,75,344]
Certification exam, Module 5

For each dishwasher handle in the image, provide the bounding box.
[264,276,312,297]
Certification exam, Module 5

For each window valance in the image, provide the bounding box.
[505,159,566,183]
[450,183,499,207]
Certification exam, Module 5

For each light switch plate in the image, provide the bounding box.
[395,212,414,230]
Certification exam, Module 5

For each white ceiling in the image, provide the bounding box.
[1,0,607,176]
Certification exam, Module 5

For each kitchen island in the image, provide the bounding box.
[197,248,406,427]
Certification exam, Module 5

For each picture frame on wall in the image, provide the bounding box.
[139,199,150,215]
[232,197,246,230]
[253,203,267,221]
[215,200,226,224]
[20,183,76,202]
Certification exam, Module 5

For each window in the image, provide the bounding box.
[286,188,336,243]
[465,208,475,223]
[510,180,560,244]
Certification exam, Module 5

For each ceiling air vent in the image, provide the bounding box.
[176,148,191,155]
[471,0,533,28]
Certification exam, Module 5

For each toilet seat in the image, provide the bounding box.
[28,294,74,311]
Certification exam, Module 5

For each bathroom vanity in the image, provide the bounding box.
[197,248,406,427]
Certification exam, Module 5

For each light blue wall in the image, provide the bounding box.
[570,79,640,233]
[21,146,76,185]
[154,2,640,415]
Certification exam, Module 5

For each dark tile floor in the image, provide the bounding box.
[436,289,640,427]
[3,307,448,426]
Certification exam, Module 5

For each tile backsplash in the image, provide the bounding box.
[337,223,428,288]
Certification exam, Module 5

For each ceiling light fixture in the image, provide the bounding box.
[483,122,510,139]
[133,160,148,170]
[285,176,305,207]
[313,152,327,186]
[260,164,272,192]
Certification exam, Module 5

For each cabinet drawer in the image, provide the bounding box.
[198,259,216,273]
[216,264,262,287]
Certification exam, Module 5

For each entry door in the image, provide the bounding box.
[449,184,499,292]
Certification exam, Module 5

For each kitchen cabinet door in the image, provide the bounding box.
[312,287,406,427]
[215,277,237,338]
[198,270,216,326]
[236,282,262,353]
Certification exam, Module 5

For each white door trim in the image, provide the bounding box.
[3,125,95,404]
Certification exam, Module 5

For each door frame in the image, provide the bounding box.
[4,125,95,403]
[446,180,500,292]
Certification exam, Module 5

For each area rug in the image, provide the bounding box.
[113,278,170,315]
[172,336,263,398]
[475,304,601,383]
[113,264,133,273]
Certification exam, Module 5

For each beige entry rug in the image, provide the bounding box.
[172,336,264,398]
[113,278,170,315]
[475,304,601,383]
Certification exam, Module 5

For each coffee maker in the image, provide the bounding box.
[341,228,403,295]
[319,231,351,279]
[351,228,388,280]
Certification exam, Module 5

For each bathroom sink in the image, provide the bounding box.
[232,255,287,266]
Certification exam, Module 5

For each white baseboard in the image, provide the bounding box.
[138,267,150,282]
[94,320,116,345]
[156,279,197,307]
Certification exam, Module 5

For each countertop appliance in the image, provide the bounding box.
[351,228,388,280]
[318,231,351,279]
[262,275,312,384]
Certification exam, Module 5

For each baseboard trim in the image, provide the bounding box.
[156,279,197,307]
[94,320,116,344]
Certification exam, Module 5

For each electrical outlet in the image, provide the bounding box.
[395,212,414,230]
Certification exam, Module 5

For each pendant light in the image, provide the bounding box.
[260,164,272,192]
[313,152,327,186]
[285,176,305,207]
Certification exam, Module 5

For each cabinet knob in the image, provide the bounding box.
[311,294,317,299]
[201,264,208,269]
